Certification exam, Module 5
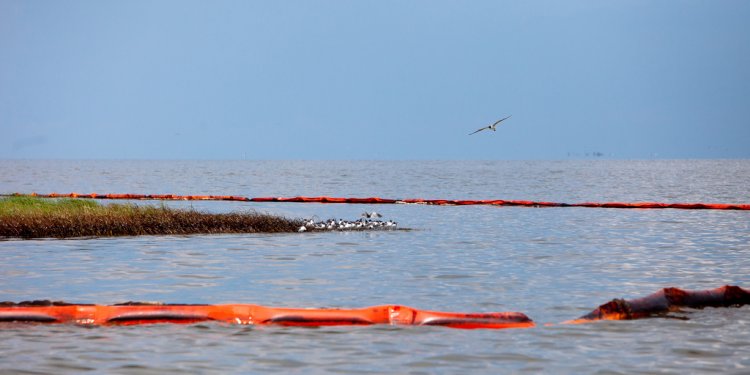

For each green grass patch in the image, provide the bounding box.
[0,196,303,239]
[0,195,102,216]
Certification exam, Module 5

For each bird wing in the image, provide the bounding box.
[468,126,489,135]
[492,115,512,127]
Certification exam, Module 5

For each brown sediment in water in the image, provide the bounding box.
[0,196,303,239]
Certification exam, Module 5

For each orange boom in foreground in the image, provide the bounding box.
[2,286,747,329]
[0,302,533,329]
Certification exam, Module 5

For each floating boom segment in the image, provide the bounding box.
[2,286,747,328]
[567,285,750,323]
[0,302,534,329]
[9,193,749,210]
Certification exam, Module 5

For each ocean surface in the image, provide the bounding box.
[1,159,749,374]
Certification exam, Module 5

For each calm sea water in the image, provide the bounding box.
[1,159,749,374]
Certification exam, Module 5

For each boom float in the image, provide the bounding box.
[8,193,750,210]
[0,302,534,329]
[567,285,750,324]
[1,286,746,328]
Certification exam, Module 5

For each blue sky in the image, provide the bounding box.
[2,1,749,160]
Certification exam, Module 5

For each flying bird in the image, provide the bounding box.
[362,211,382,219]
[468,115,512,135]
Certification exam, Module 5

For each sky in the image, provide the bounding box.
[1,0,749,160]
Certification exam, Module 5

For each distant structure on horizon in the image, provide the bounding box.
[566,151,608,158]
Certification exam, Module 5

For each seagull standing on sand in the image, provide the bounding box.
[468,115,512,135]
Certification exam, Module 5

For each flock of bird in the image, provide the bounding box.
[298,212,397,232]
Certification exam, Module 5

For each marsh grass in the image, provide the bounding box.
[0,196,303,239]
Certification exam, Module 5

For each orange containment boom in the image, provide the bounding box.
[9,193,750,210]
[566,285,750,324]
[0,302,534,329]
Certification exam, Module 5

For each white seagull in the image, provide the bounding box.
[468,115,512,135]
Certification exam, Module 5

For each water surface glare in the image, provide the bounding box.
[1,160,749,374]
